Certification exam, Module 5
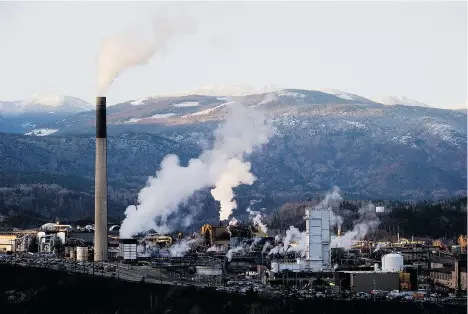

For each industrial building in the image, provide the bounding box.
[270,206,331,273]
[335,271,400,293]
[429,253,467,293]
[0,233,17,252]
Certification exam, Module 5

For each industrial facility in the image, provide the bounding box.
[0,96,464,304]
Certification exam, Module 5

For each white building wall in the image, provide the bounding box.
[304,207,331,271]
[321,209,331,268]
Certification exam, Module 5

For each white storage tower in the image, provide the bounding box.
[304,206,331,271]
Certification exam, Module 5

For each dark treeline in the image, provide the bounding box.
[267,197,467,241]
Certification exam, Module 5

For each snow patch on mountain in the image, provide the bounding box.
[450,102,467,111]
[344,120,366,129]
[424,121,460,145]
[125,113,176,124]
[317,88,356,100]
[0,94,93,115]
[125,118,142,124]
[21,122,36,129]
[370,96,430,108]
[130,98,149,106]
[188,101,234,117]
[173,101,199,107]
[254,93,278,107]
[181,84,281,97]
[276,90,306,99]
[390,134,412,145]
[150,113,176,119]
[25,128,58,136]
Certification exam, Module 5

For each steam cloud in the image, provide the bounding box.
[268,187,343,256]
[211,160,255,220]
[97,13,196,95]
[330,203,380,248]
[120,103,272,238]
[226,244,246,262]
[247,207,268,233]
[169,237,202,257]
[269,226,307,256]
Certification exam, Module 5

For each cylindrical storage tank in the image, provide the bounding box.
[382,253,404,272]
[76,246,88,261]
[271,261,279,273]
[70,247,76,260]
[376,206,385,213]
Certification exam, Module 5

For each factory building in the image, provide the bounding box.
[429,253,467,293]
[0,234,17,253]
[271,206,331,273]
[335,271,400,293]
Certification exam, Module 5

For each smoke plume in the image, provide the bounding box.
[120,103,272,238]
[261,242,272,254]
[169,237,201,257]
[207,245,223,253]
[226,244,246,262]
[330,203,380,249]
[269,226,306,256]
[247,207,268,233]
[316,186,343,228]
[97,13,195,95]
[268,187,344,256]
[228,217,239,227]
[211,159,255,220]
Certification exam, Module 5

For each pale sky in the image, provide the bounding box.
[0,1,466,108]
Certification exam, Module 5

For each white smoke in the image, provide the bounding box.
[120,103,272,238]
[330,203,380,249]
[274,234,281,243]
[226,245,246,262]
[269,245,284,255]
[97,12,196,95]
[207,245,223,253]
[261,242,272,254]
[374,243,382,253]
[211,159,255,221]
[169,237,201,257]
[247,207,268,233]
[249,237,263,251]
[268,188,343,256]
[228,217,239,227]
[269,226,306,256]
[317,186,343,228]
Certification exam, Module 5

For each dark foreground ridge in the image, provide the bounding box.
[0,264,465,314]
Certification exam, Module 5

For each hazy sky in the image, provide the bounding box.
[0,1,466,108]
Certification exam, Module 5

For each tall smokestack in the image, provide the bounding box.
[94,96,108,261]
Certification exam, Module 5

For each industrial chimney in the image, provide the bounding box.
[94,96,108,261]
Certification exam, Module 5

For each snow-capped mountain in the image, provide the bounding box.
[0,87,465,201]
[0,94,93,115]
[179,84,282,97]
[369,96,430,108]
[316,88,376,103]
[450,102,467,111]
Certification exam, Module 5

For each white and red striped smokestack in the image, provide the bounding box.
[94,96,108,261]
